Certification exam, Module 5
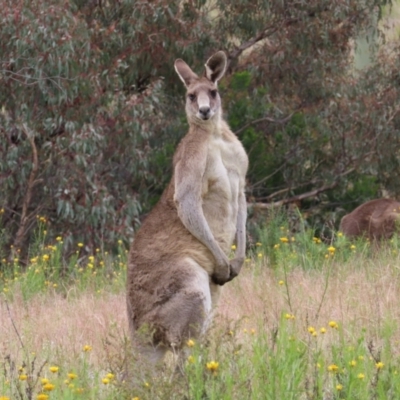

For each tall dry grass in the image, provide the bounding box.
[3,249,400,370]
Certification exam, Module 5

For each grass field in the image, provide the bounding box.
[2,218,400,399]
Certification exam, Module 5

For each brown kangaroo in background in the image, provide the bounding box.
[126,51,248,367]
[340,198,400,241]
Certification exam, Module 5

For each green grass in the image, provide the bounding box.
[2,215,400,399]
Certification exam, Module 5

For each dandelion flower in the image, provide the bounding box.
[279,280,284,286]
[206,361,219,372]
[188,356,195,363]
[307,326,316,334]
[37,394,49,400]
[56,236,62,242]
[337,232,343,237]
[257,253,262,258]
[143,382,150,388]
[256,242,262,246]
[42,254,50,261]
[102,378,110,385]
[349,360,357,367]
[132,398,140,400]
[327,364,339,373]
[280,237,289,243]
[41,378,50,385]
[357,373,365,380]
[376,362,384,369]
[0,397,10,400]
[350,244,356,250]
[186,339,195,347]
[83,344,92,352]
[328,321,338,329]
[320,327,326,334]
[231,244,236,250]
[43,383,55,391]
[77,243,84,248]
[336,384,343,391]
[328,246,336,253]
[67,373,77,380]
[106,373,115,380]
[19,374,28,381]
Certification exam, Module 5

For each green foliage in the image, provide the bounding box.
[1,0,399,259]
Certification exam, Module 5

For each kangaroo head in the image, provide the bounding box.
[174,51,227,123]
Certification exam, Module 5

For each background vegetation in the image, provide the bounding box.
[2,0,400,259]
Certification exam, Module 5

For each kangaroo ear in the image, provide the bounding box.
[204,51,227,84]
[174,59,198,88]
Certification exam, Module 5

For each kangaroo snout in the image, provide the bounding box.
[199,106,211,119]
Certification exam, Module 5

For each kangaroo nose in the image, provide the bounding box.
[199,106,210,118]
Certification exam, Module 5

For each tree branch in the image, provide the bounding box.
[235,113,295,136]
[249,168,355,209]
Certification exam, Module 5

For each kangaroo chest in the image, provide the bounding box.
[202,136,247,201]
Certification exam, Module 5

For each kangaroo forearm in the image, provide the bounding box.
[177,206,227,263]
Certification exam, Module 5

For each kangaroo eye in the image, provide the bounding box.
[188,93,196,102]
[210,90,217,98]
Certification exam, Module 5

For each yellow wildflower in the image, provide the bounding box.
[337,232,343,237]
[358,373,365,380]
[43,383,55,391]
[257,253,262,258]
[350,244,356,250]
[143,382,150,388]
[83,344,92,352]
[307,326,316,334]
[206,361,219,372]
[41,378,50,385]
[280,237,289,243]
[102,378,110,385]
[336,384,343,391]
[231,244,236,250]
[328,321,338,329]
[327,246,336,253]
[349,360,357,367]
[42,254,50,261]
[278,280,284,286]
[67,373,77,380]
[106,373,115,380]
[256,242,262,246]
[19,374,28,381]
[320,327,326,334]
[285,313,295,320]
[56,236,62,242]
[0,396,10,400]
[77,243,84,248]
[327,364,339,373]
[37,395,49,400]
[188,355,195,363]
[376,362,384,370]
[186,339,195,347]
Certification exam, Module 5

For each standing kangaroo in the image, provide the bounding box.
[126,51,248,366]
[340,198,400,241]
